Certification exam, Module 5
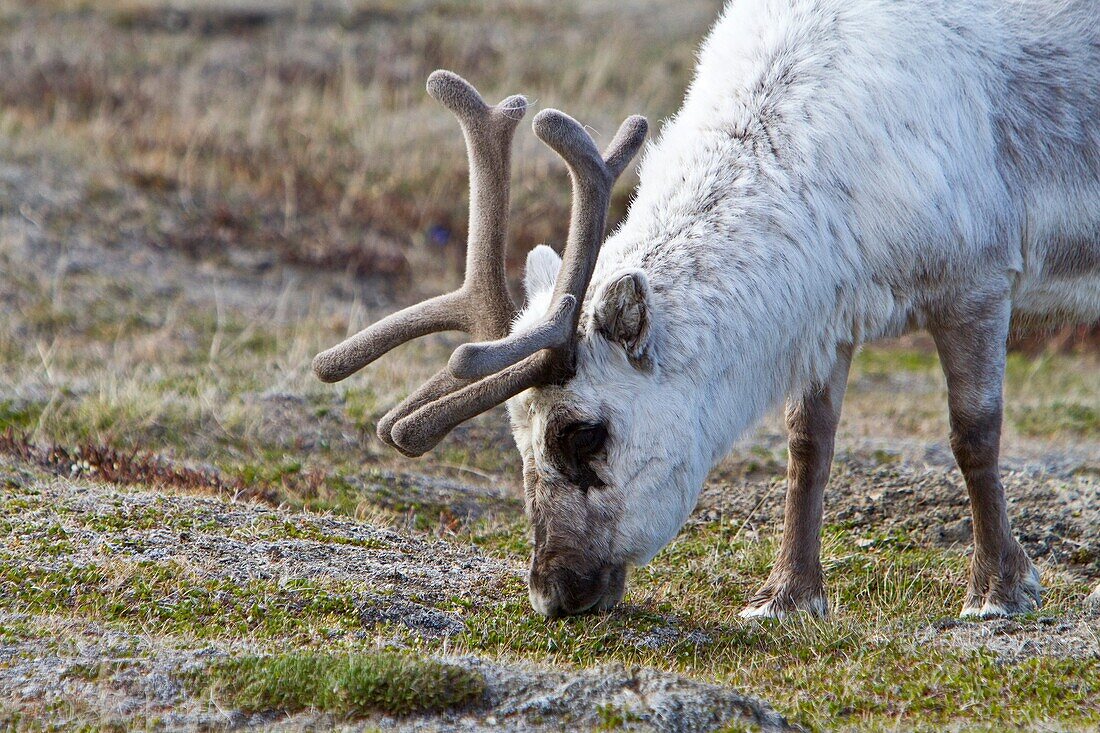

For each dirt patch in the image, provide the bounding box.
[700,452,1100,582]
[922,614,1100,663]
[1,463,520,612]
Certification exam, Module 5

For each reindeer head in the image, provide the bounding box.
[503,247,711,617]
[313,71,672,617]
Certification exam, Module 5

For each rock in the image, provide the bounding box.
[478,661,803,733]
[935,517,972,546]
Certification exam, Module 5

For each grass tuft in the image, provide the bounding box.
[194,652,486,717]
[1013,401,1099,438]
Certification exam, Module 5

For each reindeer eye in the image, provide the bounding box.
[566,423,607,458]
[549,421,608,490]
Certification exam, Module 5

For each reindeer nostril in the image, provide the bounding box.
[528,586,560,618]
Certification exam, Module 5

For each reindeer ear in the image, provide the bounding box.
[594,269,652,364]
[523,244,562,301]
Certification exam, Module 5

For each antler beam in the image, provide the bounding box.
[312,71,526,383]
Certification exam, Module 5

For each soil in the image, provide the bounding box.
[700,450,1100,585]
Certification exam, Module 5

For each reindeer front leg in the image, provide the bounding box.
[740,346,852,618]
[930,299,1041,617]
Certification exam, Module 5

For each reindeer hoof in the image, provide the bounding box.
[739,579,828,620]
[960,554,1042,619]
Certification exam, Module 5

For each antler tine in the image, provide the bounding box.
[375,368,466,456]
[394,351,555,456]
[390,111,648,455]
[535,112,648,375]
[311,70,526,384]
[313,292,468,383]
[427,70,526,329]
[447,111,649,381]
[445,294,577,380]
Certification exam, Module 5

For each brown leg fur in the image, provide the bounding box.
[931,299,1041,618]
[740,346,852,618]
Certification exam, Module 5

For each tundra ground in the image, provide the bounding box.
[1,1,1098,731]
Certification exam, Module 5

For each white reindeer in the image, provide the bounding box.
[315,0,1100,619]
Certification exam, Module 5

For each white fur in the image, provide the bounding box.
[523,245,562,305]
[739,595,828,620]
[512,0,1100,575]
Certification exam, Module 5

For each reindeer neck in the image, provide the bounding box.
[597,130,853,462]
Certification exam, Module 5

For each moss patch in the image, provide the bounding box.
[193,651,485,717]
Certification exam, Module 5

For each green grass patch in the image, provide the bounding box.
[342,387,380,433]
[222,455,370,515]
[449,519,1100,731]
[35,393,201,451]
[0,559,374,641]
[1013,401,1099,438]
[0,400,42,432]
[853,346,940,377]
[193,651,485,717]
[460,515,530,558]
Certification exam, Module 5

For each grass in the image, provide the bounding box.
[1013,401,1099,438]
[451,520,1100,731]
[0,0,1096,730]
[0,401,42,432]
[2,463,1099,730]
[0,288,1095,731]
[843,340,1100,447]
[851,345,941,376]
[0,560,371,642]
[0,224,1096,733]
[0,0,718,286]
[192,651,486,717]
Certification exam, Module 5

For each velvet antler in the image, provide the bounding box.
[313,70,647,457]
[447,111,649,381]
[387,110,648,455]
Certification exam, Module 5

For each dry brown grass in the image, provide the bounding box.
[0,428,281,502]
[0,0,718,285]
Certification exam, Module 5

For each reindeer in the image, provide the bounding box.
[315,0,1100,619]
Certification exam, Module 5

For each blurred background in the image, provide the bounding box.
[0,0,744,512]
[0,0,718,286]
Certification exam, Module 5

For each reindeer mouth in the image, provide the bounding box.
[529,563,628,618]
